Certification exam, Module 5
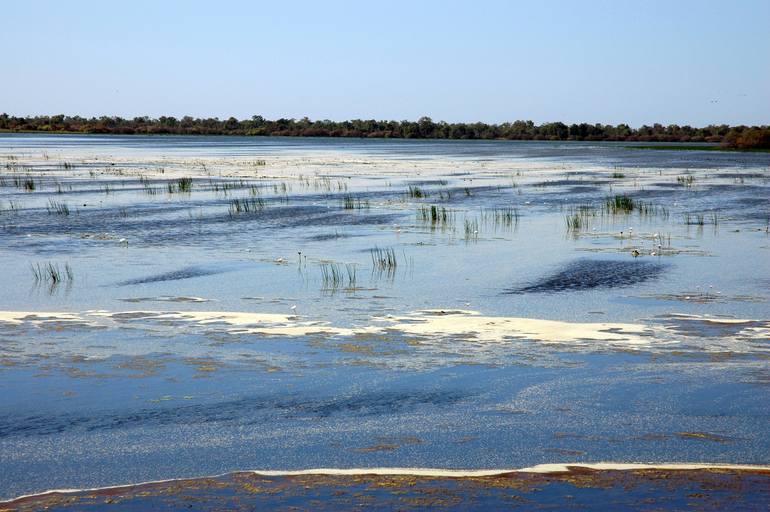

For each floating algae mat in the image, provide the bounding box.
[0,135,768,507]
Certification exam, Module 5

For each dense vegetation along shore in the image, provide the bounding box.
[2,114,769,149]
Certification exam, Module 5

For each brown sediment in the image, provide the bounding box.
[676,431,735,443]
[3,465,769,511]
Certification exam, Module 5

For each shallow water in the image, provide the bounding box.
[0,134,768,501]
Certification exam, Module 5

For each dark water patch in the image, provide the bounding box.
[405,179,449,186]
[117,266,225,286]
[508,259,666,294]
[0,389,468,438]
[566,185,603,194]
[305,232,362,242]
[217,204,401,229]
[533,179,610,187]
[738,197,768,207]
[713,172,766,179]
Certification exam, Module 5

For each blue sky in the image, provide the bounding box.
[3,0,768,126]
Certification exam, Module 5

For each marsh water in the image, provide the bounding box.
[0,135,768,502]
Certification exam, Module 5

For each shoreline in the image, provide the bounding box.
[4,462,770,504]
[2,130,768,152]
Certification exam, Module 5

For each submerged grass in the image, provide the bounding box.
[30,261,74,284]
[46,198,70,216]
[417,205,455,229]
[480,207,520,229]
[464,218,479,241]
[407,185,426,198]
[228,197,265,217]
[168,177,193,194]
[602,194,668,219]
[342,194,370,210]
[320,262,357,290]
[684,212,719,226]
[370,247,398,270]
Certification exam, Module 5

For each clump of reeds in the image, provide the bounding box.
[370,247,398,270]
[601,195,667,219]
[611,172,625,179]
[228,197,265,216]
[407,185,426,198]
[209,179,247,196]
[464,218,479,241]
[14,176,36,191]
[342,194,370,210]
[677,175,695,187]
[481,207,520,229]
[46,199,70,216]
[604,194,635,213]
[272,182,290,195]
[565,214,583,231]
[320,262,357,290]
[31,262,74,284]
[166,177,193,194]
[417,204,455,229]
[177,177,193,192]
[684,212,718,226]
[562,205,596,234]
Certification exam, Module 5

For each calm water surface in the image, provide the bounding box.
[0,135,768,500]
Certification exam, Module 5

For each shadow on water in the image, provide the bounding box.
[117,266,227,286]
[0,389,468,438]
[508,259,667,294]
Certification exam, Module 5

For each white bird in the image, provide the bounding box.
[290,305,297,312]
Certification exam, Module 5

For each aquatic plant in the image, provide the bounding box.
[166,177,193,194]
[565,214,583,231]
[417,204,455,228]
[177,177,193,192]
[611,172,626,179]
[320,262,357,289]
[370,247,398,270]
[0,200,21,215]
[481,207,520,229]
[684,212,718,226]
[600,195,667,219]
[605,194,635,213]
[30,261,74,284]
[407,185,426,198]
[677,175,695,187]
[16,176,35,191]
[46,199,70,216]
[464,218,479,241]
[228,197,265,216]
[342,194,369,210]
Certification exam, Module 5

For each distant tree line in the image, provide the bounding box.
[1,114,768,149]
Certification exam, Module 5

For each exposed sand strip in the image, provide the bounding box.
[2,309,768,348]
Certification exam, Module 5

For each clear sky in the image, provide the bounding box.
[3,0,768,126]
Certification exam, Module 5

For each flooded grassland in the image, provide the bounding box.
[0,135,768,507]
